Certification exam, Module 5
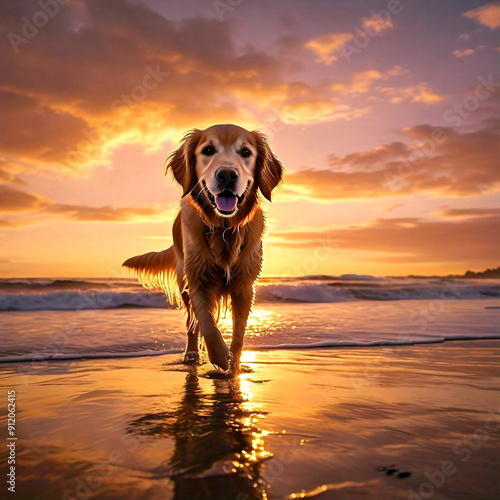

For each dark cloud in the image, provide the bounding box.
[285,120,500,199]
[272,213,500,265]
[0,185,163,224]
[0,184,46,211]
[0,158,26,186]
[0,0,286,173]
[0,90,90,169]
[0,0,398,176]
[439,207,500,217]
[47,203,162,222]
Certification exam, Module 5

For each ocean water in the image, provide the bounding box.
[0,276,499,363]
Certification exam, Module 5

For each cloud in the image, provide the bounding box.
[304,13,394,65]
[0,219,32,229]
[457,33,471,40]
[438,207,500,218]
[409,83,447,104]
[386,66,410,77]
[239,69,386,125]
[0,0,403,177]
[271,214,500,265]
[0,158,26,186]
[46,204,163,222]
[276,69,389,124]
[324,70,385,98]
[376,202,403,212]
[360,14,394,34]
[0,185,46,212]
[0,0,291,175]
[304,32,353,64]
[376,83,447,104]
[463,2,500,29]
[347,70,384,94]
[304,12,394,67]
[0,90,92,173]
[0,185,165,225]
[281,102,368,125]
[244,65,411,124]
[453,49,475,58]
[284,120,500,199]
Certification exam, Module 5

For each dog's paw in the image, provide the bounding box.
[183,351,200,364]
[207,340,230,372]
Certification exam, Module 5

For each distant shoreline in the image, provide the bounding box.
[404,266,500,280]
[0,266,499,281]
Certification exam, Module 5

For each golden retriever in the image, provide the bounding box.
[123,124,283,371]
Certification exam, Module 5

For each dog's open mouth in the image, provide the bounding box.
[206,188,246,215]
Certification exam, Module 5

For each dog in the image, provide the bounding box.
[123,124,283,371]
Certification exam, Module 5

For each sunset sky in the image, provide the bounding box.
[0,0,499,278]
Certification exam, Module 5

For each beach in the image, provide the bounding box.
[0,277,499,499]
[1,0,499,497]
[0,342,499,500]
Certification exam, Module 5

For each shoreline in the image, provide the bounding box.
[1,335,500,365]
[1,341,499,499]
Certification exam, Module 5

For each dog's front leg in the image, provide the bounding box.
[188,282,230,371]
[230,284,254,363]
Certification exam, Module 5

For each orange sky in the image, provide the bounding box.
[0,0,499,278]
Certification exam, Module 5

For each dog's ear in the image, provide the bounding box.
[254,132,284,202]
[165,129,202,197]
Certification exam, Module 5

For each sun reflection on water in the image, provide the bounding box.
[220,307,289,340]
[126,363,275,498]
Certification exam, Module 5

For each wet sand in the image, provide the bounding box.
[0,341,499,500]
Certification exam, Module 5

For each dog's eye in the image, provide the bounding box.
[239,147,252,158]
[201,145,215,156]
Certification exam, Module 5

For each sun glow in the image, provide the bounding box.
[220,308,285,341]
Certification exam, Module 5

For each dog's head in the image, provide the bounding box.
[166,124,283,219]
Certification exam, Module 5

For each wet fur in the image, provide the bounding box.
[123,124,283,370]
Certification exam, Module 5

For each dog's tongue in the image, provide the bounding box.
[215,194,237,212]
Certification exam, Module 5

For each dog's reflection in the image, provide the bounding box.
[127,367,272,499]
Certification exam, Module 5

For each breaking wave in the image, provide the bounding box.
[0,277,499,311]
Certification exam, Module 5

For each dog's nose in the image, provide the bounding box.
[215,167,239,187]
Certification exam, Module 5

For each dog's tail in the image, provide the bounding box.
[122,246,183,307]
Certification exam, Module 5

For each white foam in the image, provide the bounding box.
[0,348,182,364]
[1,336,499,364]
[0,278,498,311]
[0,290,171,311]
[255,335,500,350]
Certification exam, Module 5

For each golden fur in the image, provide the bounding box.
[123,124,283,370]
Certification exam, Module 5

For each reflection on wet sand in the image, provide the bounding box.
[4,343,499,500]
[127,366,272,500]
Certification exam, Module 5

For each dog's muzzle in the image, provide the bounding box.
[206,189,246,215]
